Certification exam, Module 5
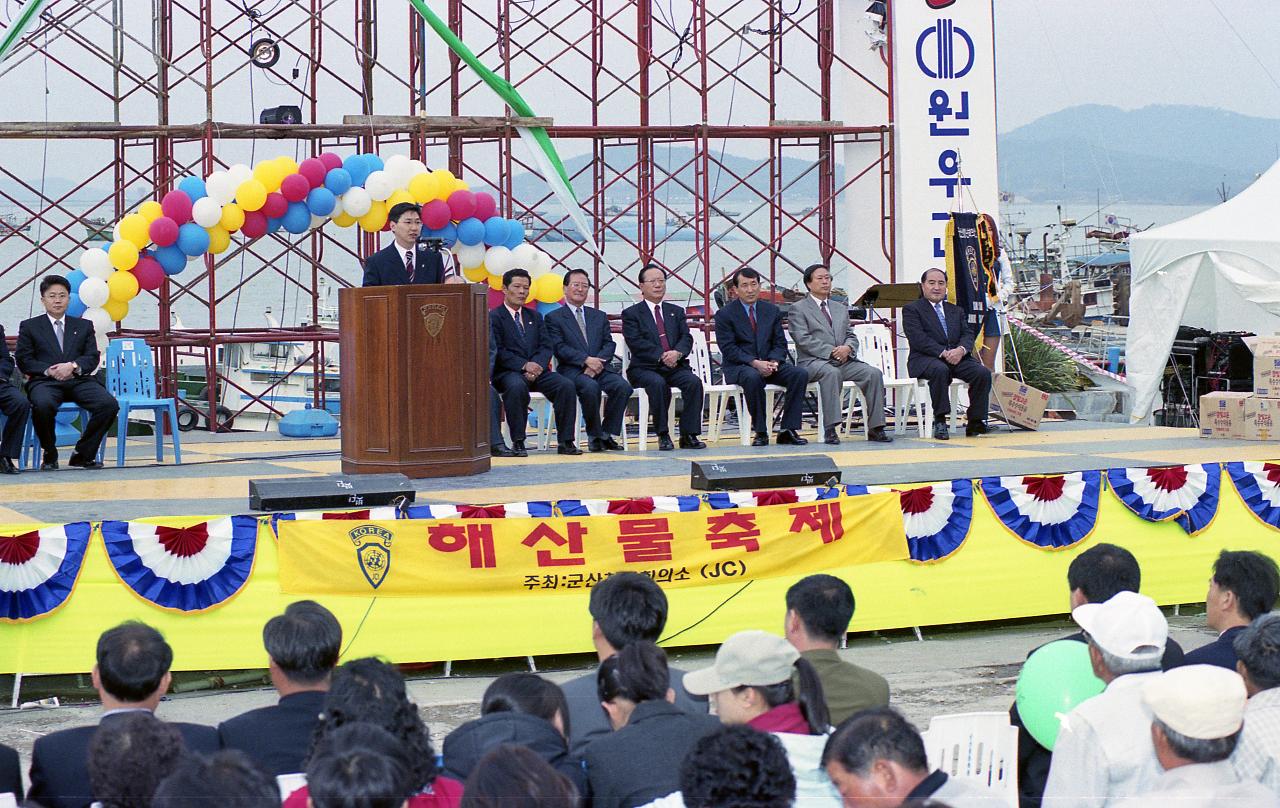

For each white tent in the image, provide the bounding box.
[1126,159,1280,420]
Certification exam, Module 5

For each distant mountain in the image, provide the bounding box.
[998,104,1280,203]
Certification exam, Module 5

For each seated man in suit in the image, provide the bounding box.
[360,202,458,286]
[621,264,706,451]
[28,621,219,808]
[218,600,341,776]
[546,269,632,452]
[490,268,581,456]
[0,322,31,474]
[16,274,118,470]
[713,267,809,447]
[489,317,515,457]
[901,267,992,441]
[789,264,890,446]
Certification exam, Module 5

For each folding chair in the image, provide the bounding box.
[852,323,931,437]
[921,711,1019,808]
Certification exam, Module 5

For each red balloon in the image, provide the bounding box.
[261,192,288,218]
[161,190,193,225]
[422,200,451,230]
[487,288,506,309]
[240,210,268,239]
[280,173,310,202]
[298,158,327,188]
[317,152,343,171]
[472,192,497,222]
[447,189,477,222]
[132,257,165,291]
[149,216,179,247]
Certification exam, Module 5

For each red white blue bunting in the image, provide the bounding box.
[896,481,973,562]
[1228,462,1280,530]
[0,522,91,621]
[272,507,399,535]
[842,484,889,497]
[1107,464,1220,535]
[705,487,834,510]
[981,471,1101,549]
[403,502,555,520]
[556,496,702,516]
[101,517,258,612]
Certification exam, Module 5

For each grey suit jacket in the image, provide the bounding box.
[789,295,859,369]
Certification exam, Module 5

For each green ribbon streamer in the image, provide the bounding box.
[0,0,49,65]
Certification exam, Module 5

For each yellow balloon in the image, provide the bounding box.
[486,272,504,291]
[107,268,140,302]
[453,178,470,193]
[386,189,415,209]
[332,210,357,228]
[207,225,231,254]
[358,201,387,232]
[534,272,563,304]
[408,172,438,204]
[253,161,284,193]
[103,297,129,322]
[220,203,245,232]
[429,169,456,200]
[118,214,151,249]
[138,201,164,222]
[462,263,488,283]
[275,156,299,174]
[108,240,139,271]
[236,180,267,212]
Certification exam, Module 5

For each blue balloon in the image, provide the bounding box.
[323,167,352,195]
[456,217,485,246]
[176,222,210,257]
[536,301,562,315]
[66,268,87,293]
[66,293,87,318]
[178,176,207,202]
[361,153,384,173]
[343,155,370,187]
[437,221,457,248]
[505,219,525,245]
[483,217,508,247]
[282,201,311,234]
[154,244,186,275]
[266,217,283,234]
[306,187,337,216]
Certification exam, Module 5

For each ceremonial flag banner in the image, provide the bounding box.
[278,495,909,596]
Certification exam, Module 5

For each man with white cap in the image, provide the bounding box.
[1115,665,1278,807]
[1043,590,1168,807]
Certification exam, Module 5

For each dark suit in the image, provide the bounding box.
[28,711,219,808]
[0,741,21,801]
[713,298,809,434]
[545,305,633,439]
[16,313,118,462]
[361,241,446,287]
[489,305,576,445]
[0,325,31,459]
[489,318,505,448]
[584,700,722,808]
[621,300,703,438]
[901,296,991,423]
[1177,624,1245,670]
[217,689,326,777]
[561,665,708,758]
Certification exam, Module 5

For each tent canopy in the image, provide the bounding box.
[1125,159,1280,420]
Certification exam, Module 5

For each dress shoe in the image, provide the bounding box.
[657,433,675,451]
[589,437,607,453]
[679,435,706,450]
[776,429,808,446]
[751,432,769,447]
[491,444,516,458]
[511,440,529,458]
[0,457,17,475]
[40,452,58,471]
[965,421,989,438]
[600,436,625,451]
[868,426,893,443]
[823,427,841,446]
[932,421,950,441]
[557,441,584,456]
[67,453,104,469]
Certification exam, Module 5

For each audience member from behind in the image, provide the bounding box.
[1042,591,1169,807]
[822,708,1004,807]
[0,741,21,801]
[1230,612,1280,790]
[586,641,721,808]
[678,726,796,808]
[218,600,341,776]
[785,575,889,725]
[88,712,186,808]
[561,572,705,755]
[307,723,415,808]
[1181,549,1280,670]
[1116,664,1278,806]
[442,672,585,795]
[460,745,578,808]
[685,630,836,805]
[152,750,279,808]
[28,621,219,808]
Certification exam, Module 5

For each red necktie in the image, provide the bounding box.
[654,305,671,352]
[405,250,415,283]
[748,305,757,332]
[821,300,833,327]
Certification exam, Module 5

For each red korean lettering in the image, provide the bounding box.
[522,523,587,567]
[787,502,844,545]
[616,518,674,563]
[704,512,762,552]
[426,523,497,568]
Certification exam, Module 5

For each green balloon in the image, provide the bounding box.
[1015,639,1106,751]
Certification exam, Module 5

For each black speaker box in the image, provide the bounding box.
[259,105,302,124]
[248,474,415,512]
[690,455,840,491]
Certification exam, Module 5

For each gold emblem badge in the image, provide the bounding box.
[349,525,393,590]
[420,303,447,338]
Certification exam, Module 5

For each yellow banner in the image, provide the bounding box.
[278,494,909,596]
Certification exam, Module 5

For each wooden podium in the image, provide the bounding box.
[339,283,491,478]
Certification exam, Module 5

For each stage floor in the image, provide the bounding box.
[4,420,1275,524]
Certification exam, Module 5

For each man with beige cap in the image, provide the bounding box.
[1115,664,1278,806]
[1043,590,1168,807]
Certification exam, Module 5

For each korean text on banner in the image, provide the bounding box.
[277,495,908,596]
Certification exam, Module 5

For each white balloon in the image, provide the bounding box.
[83,306,114,335]
[364,170,394,202]
[384,154,412,188]
[329,195,344,217]
[79,276,110,308]
[485,246,513,276]
[511,243,538,272]
[228,163,253,186]
[455,242,486,270]
[205,171,237,205]
[80,248,113,279]
[111,221,123,243]
[407,159,428,180]
[191,197,223,228]
[310,214,328,230]
[532,249,554,277]
[342,187,372,217]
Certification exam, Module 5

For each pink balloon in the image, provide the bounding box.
[422,199,451,230]
[487,288,506,309]
[261,192,288,219]
[317,152,343,171]
[161,190,193,225]
[472,192,497,222]
[240,210,267,239]
[280,173,310,202]
[298,158,327,188]
[149,216,179,247]
[132,257,165,291]
[447,189,477,222]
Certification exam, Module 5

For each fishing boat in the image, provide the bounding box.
[84,216,112,241]
[0,214,30,233]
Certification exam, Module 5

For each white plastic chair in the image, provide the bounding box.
[920,711,1018,808]
[614,334,666,451]
[691,330,748,445]
[852,323,931,438]
[500,360,581,450]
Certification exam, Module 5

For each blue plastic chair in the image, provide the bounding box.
[106,338,182,467]
[21,402,98,469]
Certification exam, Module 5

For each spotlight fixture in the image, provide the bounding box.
[249,37,281,69]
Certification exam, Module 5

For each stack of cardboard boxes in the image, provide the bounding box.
[1199,338,1280,440]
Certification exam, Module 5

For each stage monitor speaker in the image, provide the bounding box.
[249,474,415,512]
[259,105,302,124]
[690,455,840,491]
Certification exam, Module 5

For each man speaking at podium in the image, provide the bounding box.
[361,202,459,286]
